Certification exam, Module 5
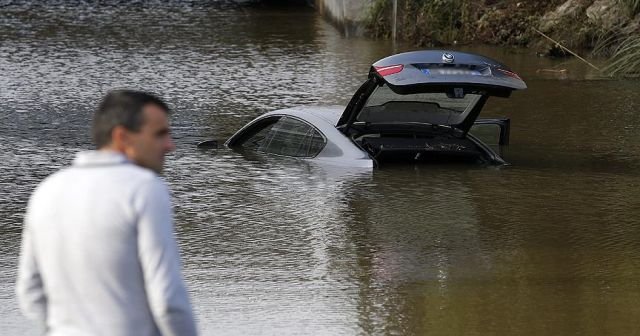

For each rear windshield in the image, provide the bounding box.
[359,84,482,126]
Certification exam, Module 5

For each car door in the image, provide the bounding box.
[226,115,282,150]
[468,118,511,163]
[258,116,326,158]
[469,118,510,146]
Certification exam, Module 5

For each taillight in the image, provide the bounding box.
[374,64,404,76]
[497,68,522,80]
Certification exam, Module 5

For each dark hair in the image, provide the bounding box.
[92,89,170,148]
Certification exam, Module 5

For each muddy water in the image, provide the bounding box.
[2,2,640,335]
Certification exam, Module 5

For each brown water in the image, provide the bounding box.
[2,2,640,335]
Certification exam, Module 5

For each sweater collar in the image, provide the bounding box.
[73,150,131,167]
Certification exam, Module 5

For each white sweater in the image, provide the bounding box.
[16,150,197,336]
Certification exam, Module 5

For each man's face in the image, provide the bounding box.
[123,104,175,173]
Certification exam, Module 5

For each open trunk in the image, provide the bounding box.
[337,50,526,166]
[356,130,487,164]
[349,122,497,165]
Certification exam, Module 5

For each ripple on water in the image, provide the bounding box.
[3,2,640,336]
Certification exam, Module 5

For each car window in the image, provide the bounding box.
[258,117,325,158]
[235,117,281,150]
[360,84,482,125]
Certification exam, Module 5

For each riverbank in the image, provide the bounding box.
[365,0,638,51]
[363,0,640,76]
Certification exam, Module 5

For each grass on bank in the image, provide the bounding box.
[365,0,473,45]
[623,0,640,16]
[601,35,640,77]
[365,0,640,78]
[591,0,640,77]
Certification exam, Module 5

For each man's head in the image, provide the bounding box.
[92,90,175,173]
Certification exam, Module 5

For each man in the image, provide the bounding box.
[16,90,198,336]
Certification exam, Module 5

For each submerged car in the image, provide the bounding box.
[225,50,526,168]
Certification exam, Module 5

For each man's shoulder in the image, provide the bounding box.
[111,165,170,200]
[112,163,160,183]
[49,162,157,180]
[33,166,76,192]
[36,161,164,196]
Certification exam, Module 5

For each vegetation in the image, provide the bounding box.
[366,0,392,39]
[622,0,640,16]
[364,0,640,77]
[398,0,472,45]
[365,0,476,45]
[601,35,640,76]
[591,0,640,76]
[365,0,560,46]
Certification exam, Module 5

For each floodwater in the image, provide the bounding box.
[2,2,640,335]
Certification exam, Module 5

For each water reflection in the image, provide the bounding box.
[165,150,373,334]
[341,165,640,335]
[341,168,485,333]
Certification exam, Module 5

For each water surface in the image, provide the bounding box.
[1,2,640,335]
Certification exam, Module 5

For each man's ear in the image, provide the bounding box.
[110,126,130,151]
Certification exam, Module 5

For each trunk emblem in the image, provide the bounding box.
[442,53,455,63]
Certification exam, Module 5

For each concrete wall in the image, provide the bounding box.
[315,0,371,36]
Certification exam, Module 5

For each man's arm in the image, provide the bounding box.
[16,214,48,325]
[135,178,197,336]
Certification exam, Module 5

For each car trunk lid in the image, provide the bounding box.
[337,50,527,133]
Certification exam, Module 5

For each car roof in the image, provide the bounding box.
[264,105,344,126]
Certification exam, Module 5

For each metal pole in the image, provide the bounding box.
[392,0,397,51]
[343,0,348,37]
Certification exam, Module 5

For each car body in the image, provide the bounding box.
[225,50,527,168]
